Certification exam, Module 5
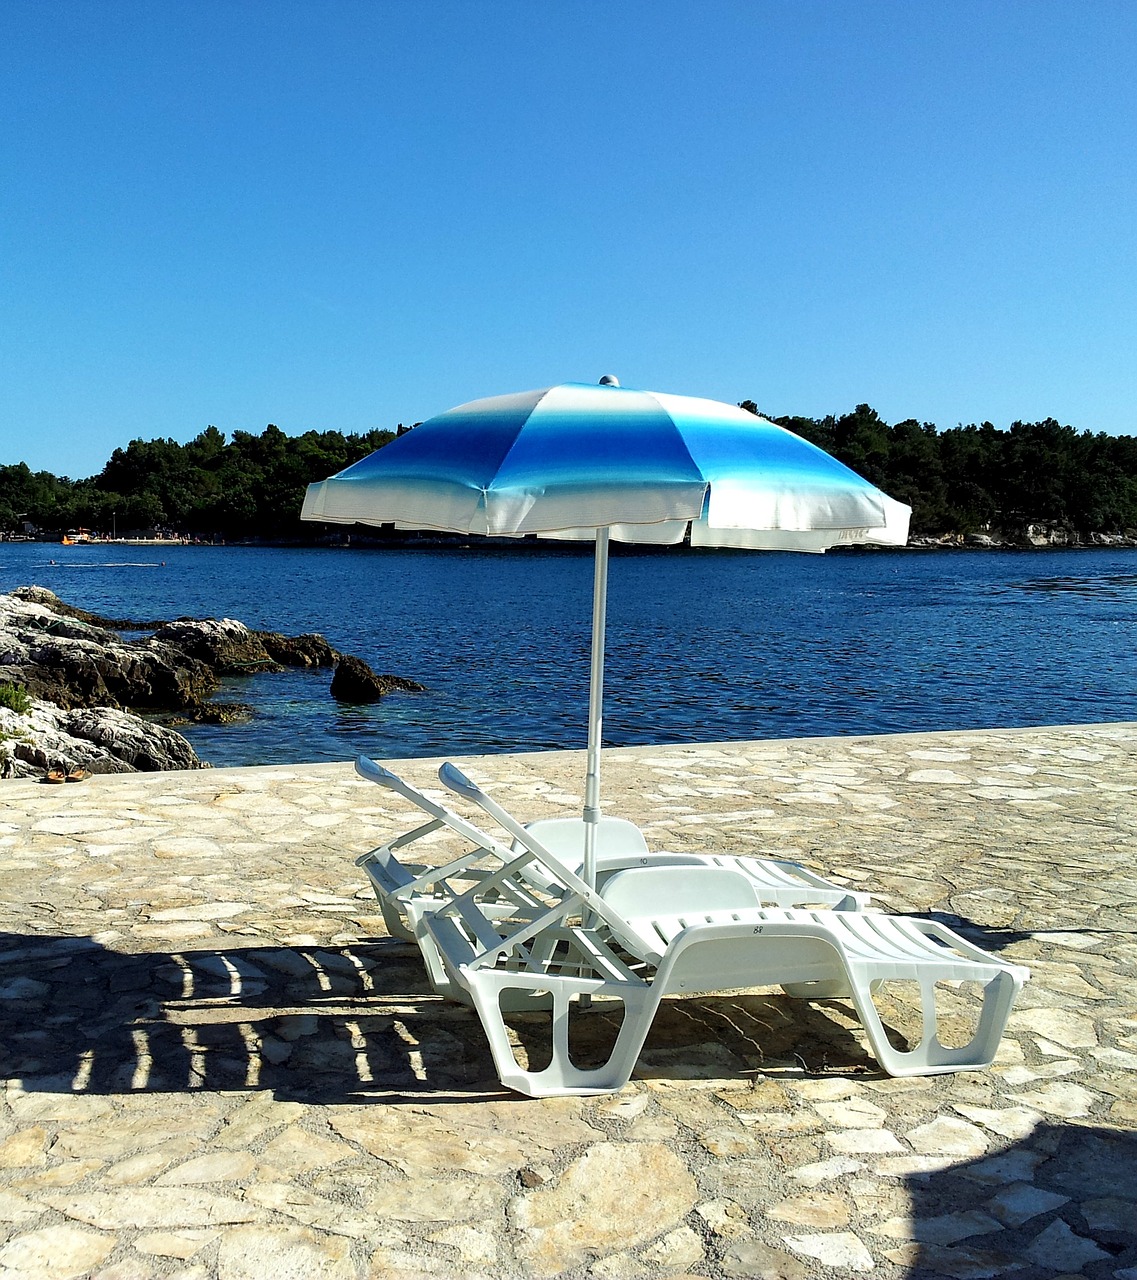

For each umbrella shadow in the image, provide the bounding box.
[1,931,901,1103]
[900,1121,1137,1277]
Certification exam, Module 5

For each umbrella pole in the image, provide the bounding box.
[583,526,610,897]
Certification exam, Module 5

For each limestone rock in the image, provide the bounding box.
[639,1226,704,1269]
[767,1193,850,1229]
[152,618,282,675]
[720,1239,810,1279]
[1007,1081,1095,1117]
[813,1098,888,1128]
[984,1183,1069,1227]
[0,588,419,774]
[63,705,201,771]
[329,1101,601,1178]
[905,1116,989,1158]
[1,589,215,710]
[426,1222,499,1266]
[365,1175,503,1222]
[155,1151,257,1184]
[0,972,50,1001]
[0,699,202,776]
[0,1125,48,1168]
[509,1142,698,1274]
[1038,1127,1137,1198]
[1009,1007,1098,1048]
[1024,1218,1112,1270]
[696,1200,753,1240]
[871,1209,1002,1244]
[44,1188,261,1228]
[135,1229,217,1260]
[0,1188,41,1224]
[826,1127,904,1154]
[10,585,163,629]
[258,1126,354,1174]
[0,1224,116,1279]
[217,1226,356,1280]
[782,1231,875,1271]
[952,1104,1042,1140]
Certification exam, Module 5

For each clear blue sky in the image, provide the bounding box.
[3,1,1135,479]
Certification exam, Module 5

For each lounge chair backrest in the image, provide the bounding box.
[437,763,608,913]
[356,756,515,862]
[520,817,649,863]
[600,865,764,918]
[508,815,649,891]
[438,762,672,962]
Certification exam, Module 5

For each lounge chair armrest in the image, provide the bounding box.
[356,755,400,787]
[438,761,479,800]
[909,918,1032,980]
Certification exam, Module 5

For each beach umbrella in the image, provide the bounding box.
[301,378,910,889]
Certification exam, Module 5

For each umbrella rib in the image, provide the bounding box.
[471,393,550,509]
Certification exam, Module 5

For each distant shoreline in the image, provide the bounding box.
[4,531,1137,553]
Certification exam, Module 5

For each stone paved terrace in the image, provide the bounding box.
[0,723,1135,1280]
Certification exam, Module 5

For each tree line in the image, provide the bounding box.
[755,404,1137,536]
[0,423,396,539]
[2,407,1136,540]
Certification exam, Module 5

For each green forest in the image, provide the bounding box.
[3,406,1137,541]
[0,424,397,540]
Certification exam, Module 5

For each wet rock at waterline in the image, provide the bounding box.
[151,618,285,675]
[0,587,422,777]
[330,653,425,703]
[152,619,337,676]
[256,630,338,669]
[0,593,216,711]
[10,583,168,630]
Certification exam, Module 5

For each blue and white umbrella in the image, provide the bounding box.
[302,379,910,886]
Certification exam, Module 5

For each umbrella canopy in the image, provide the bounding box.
[302,380,911,887]
[301,381,910,550]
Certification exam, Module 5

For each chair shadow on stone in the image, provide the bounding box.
[896,1121,1137,1278]
[1,931,925,1103]
[910,912,1129,961]
[1,930,500,1103]
[913,911,1039,950]
[502,988,883,1084]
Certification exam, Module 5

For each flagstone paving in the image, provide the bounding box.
[0,722,1134,1279]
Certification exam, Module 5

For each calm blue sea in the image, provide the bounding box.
[1,541,1135,767]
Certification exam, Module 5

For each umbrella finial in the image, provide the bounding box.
[598,374,620,387]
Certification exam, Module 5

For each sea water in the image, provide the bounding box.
[1,541,1135,767]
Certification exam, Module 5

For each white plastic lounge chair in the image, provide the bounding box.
[353,756,866,961]
[418,763,1030,1097]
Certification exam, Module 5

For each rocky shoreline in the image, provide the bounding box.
[0,587,423,780]
[906,523,1137,550]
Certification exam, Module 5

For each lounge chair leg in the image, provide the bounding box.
[847,970,1021,1076]
[407,909,471,1004]
[379,899,416,943]
[465,977,659,1097]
